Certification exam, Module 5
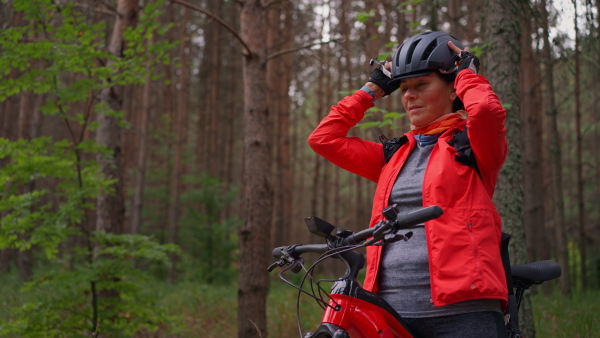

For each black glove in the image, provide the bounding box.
[452,51,480,73]
[368,68,400,96]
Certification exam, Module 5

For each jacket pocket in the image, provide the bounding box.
[467,220,483,277]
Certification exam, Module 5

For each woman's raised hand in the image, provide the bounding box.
[447,41,480,74]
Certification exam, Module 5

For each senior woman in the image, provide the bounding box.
[308,31,508,337]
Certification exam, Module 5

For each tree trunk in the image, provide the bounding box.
[158,2,177,244]
[96,0,138,236]
[221,2,241,220]
[539,0,571,295]
[238,1,272,337]
[447,0,461,35]
[267,0,293,247]
[519,2,546,265]
[94,3,137,332]
[207,0,222,178]
[130,45,153,235]
[572,0,586,290]
[167,7,188,283]
[484,0,534,335]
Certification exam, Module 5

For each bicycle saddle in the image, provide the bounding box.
[511,260,562,283]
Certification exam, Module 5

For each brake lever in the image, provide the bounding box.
[267,245,305,273]
[268,260,285,272]
[370,57,392,78]
[382,231,413,244]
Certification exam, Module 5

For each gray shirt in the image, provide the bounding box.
[377,142,501,318]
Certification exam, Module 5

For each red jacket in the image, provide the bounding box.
[308,70,508,308]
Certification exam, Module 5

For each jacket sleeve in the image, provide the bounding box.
[308,90,385,183]
[455,70,508,196]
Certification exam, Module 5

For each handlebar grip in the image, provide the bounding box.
[396,205,443,228]
[272,244,330,258]
[272,246,285,258]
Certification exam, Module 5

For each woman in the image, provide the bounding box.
[308,31,508,337]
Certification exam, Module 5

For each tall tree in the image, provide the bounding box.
[484,0,535,335]
[201,0,222,178]
[572,0,587,289]
[238,1,272,337]
[519,1,547,265]
[167,7,189,283]
[540,0,571,295]
[130,39,154,235]
[267,0,293,246]
[96,0,138,236]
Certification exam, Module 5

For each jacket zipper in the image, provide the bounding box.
[467,221,483,277]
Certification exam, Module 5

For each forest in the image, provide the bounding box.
[0,0,599,337]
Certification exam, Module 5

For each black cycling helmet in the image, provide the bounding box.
[391,31,464,81]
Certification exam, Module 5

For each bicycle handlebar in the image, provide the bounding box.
[272,243,329,258]
[272,205,443,259]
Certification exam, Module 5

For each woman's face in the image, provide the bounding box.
[399,72,456,127]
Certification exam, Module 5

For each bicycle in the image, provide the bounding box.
[268,205,562,338]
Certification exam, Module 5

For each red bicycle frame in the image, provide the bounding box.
[313,279,414,338]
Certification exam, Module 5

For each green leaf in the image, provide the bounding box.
[358,121,381,129]
[384,112,405,119]
[356,9,376,23]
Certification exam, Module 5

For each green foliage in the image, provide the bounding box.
[397,0,424,13]
[358,107,406,130]
[356,9,376,24]
[0,0,181,335]
[0,137,108,257]
[467,41,492,58]
[0,0,176,123]
[0,235,180,337]
[0,136,181,335]
[178,175,241,284]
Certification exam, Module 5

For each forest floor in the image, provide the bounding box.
[0,272,597,337]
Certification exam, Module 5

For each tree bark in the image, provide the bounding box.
[539,0,571,295]
[519,2,546,265]
[267,0,293,247]
[572,0,586,289]
[96,0,138,236]
[207,0,222,178]
[447,0,461,35]
[130,44,153,235]
[167,7,188,283]
[237,1,272,337]
[484,0,535,335]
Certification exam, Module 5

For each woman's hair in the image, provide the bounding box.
[437,70,465,112]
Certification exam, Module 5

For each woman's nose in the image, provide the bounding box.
[403,89,416,100]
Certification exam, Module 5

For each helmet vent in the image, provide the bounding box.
[406,38,420,66]
[422,39,438,61]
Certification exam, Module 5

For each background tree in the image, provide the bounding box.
[484,0,535,334]
[0,0,598,336]
[237,1,272,337]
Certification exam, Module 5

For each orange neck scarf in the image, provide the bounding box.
[411,111,467,135]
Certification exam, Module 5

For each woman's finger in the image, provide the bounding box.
[447,41,462,55]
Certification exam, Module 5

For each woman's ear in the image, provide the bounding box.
[450,91,457,101]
